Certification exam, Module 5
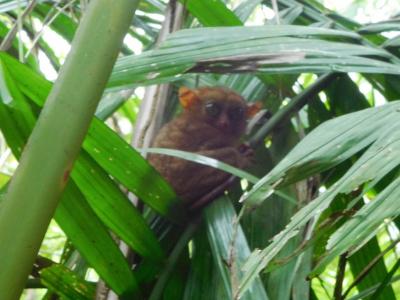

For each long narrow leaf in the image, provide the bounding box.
[178,0,242,26]
[205,197,269,300]
[56,183,139,296]
[242,101,400,207]
[40,264,96,300]
[0,53,166,260]
[239,102,400,295]
[109,25,400,88]
[315,176,400,275]
[0,70,139,296]
[0,52,180,219]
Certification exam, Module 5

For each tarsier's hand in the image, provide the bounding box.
[237,143,255,167]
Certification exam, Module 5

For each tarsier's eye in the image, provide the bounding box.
[228,106,245,120]
[205,101,222,118]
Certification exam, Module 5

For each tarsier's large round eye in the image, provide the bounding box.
[205,101,222,118]
[228,106,245,120]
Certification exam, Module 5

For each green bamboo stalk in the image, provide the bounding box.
[0,1,139,299]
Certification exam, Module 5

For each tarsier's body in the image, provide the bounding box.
[149,87,256,205]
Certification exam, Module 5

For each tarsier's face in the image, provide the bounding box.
[195,87,248,136]
[201,98,247,134]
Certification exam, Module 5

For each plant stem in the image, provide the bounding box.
[342,238,400,299]
[149,220,200,300]
[334,253,348,300]
[368,258,400,299]
[0,1,139,299]
[0,0,37,51]
[249,72,340,148]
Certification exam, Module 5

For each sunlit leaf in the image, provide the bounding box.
[145,148,259,184]
[359,20,400,34]
[178,0,242,27]
[40,264,96,300]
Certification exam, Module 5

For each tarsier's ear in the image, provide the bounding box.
[246,102,262,118]
[179,87,200,109]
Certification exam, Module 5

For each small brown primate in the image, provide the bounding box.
[148,86,258,207]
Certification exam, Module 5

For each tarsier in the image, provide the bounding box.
[148,86,259,208]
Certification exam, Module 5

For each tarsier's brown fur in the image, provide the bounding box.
[148,86,258,205]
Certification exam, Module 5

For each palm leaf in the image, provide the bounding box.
[239,101,400,295]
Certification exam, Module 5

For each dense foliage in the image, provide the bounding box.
[0,0,400,299]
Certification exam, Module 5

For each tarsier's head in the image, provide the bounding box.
[179,86,260,136]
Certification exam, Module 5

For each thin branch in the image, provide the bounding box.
[295,112,306,139]
[346,275,400,300]
[149,219,200,300]
[342,238,400,298]
[0,148,11,168]
[231,208,245,300]
[334,253,348,300]
[368,258,400,299]
[0,0,37,51]
[24,0,77,60]
[317,276,333,300]
[385,223,399,259]
[111,116,123,136]
[249,72,341,148]
[271,0,280,24]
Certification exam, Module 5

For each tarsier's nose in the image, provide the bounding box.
[217,114,230,130]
